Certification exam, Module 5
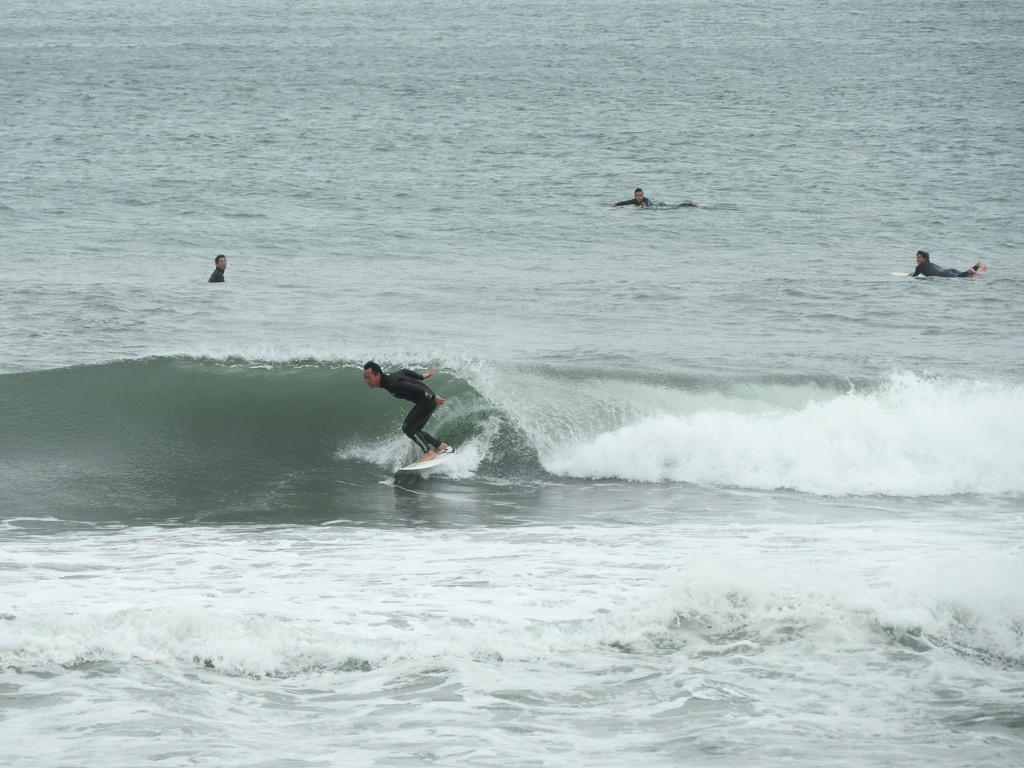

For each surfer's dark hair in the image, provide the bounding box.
[634,188,643,194]
[916,250,930,260]
[363,361,382,374]
[214,254,226,263]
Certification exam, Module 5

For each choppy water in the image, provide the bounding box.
[2,1,1023,766]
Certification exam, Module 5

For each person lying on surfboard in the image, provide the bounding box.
[909,250,987,278]
[362,361,451,463]
[610,188,698,208]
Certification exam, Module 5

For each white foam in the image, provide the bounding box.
[543,373,1024,496]
[3,511,1022,766]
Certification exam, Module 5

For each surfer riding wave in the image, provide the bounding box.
[362,362,451,463]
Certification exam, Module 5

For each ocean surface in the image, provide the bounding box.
[2,1,1023,766]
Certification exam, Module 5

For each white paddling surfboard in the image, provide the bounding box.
[892,272,929,277]
[396,448,456,473]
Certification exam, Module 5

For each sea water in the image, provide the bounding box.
[1,1,1023,766]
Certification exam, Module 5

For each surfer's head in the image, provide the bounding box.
[916,250,930,263]
[633,188,644,202]
[363,361,383,388]
[214,254,227,270]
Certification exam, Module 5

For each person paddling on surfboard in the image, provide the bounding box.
[362,362,451,463]
[610,188,698,208]
[909,250,987,278]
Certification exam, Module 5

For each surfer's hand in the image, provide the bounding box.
[423,368,435,378]
[435,396,445,405]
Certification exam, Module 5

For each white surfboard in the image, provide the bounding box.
[892,272,928,278]
[396,448,456,473]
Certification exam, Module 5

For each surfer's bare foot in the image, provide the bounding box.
[976,261,987,271]
[437,443,450,454]
[416,450,437,463]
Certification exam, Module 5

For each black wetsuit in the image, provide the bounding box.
[208,267,225,282]
[380,369,442,453]
[911,261,972,278]
[614,198,696,209]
